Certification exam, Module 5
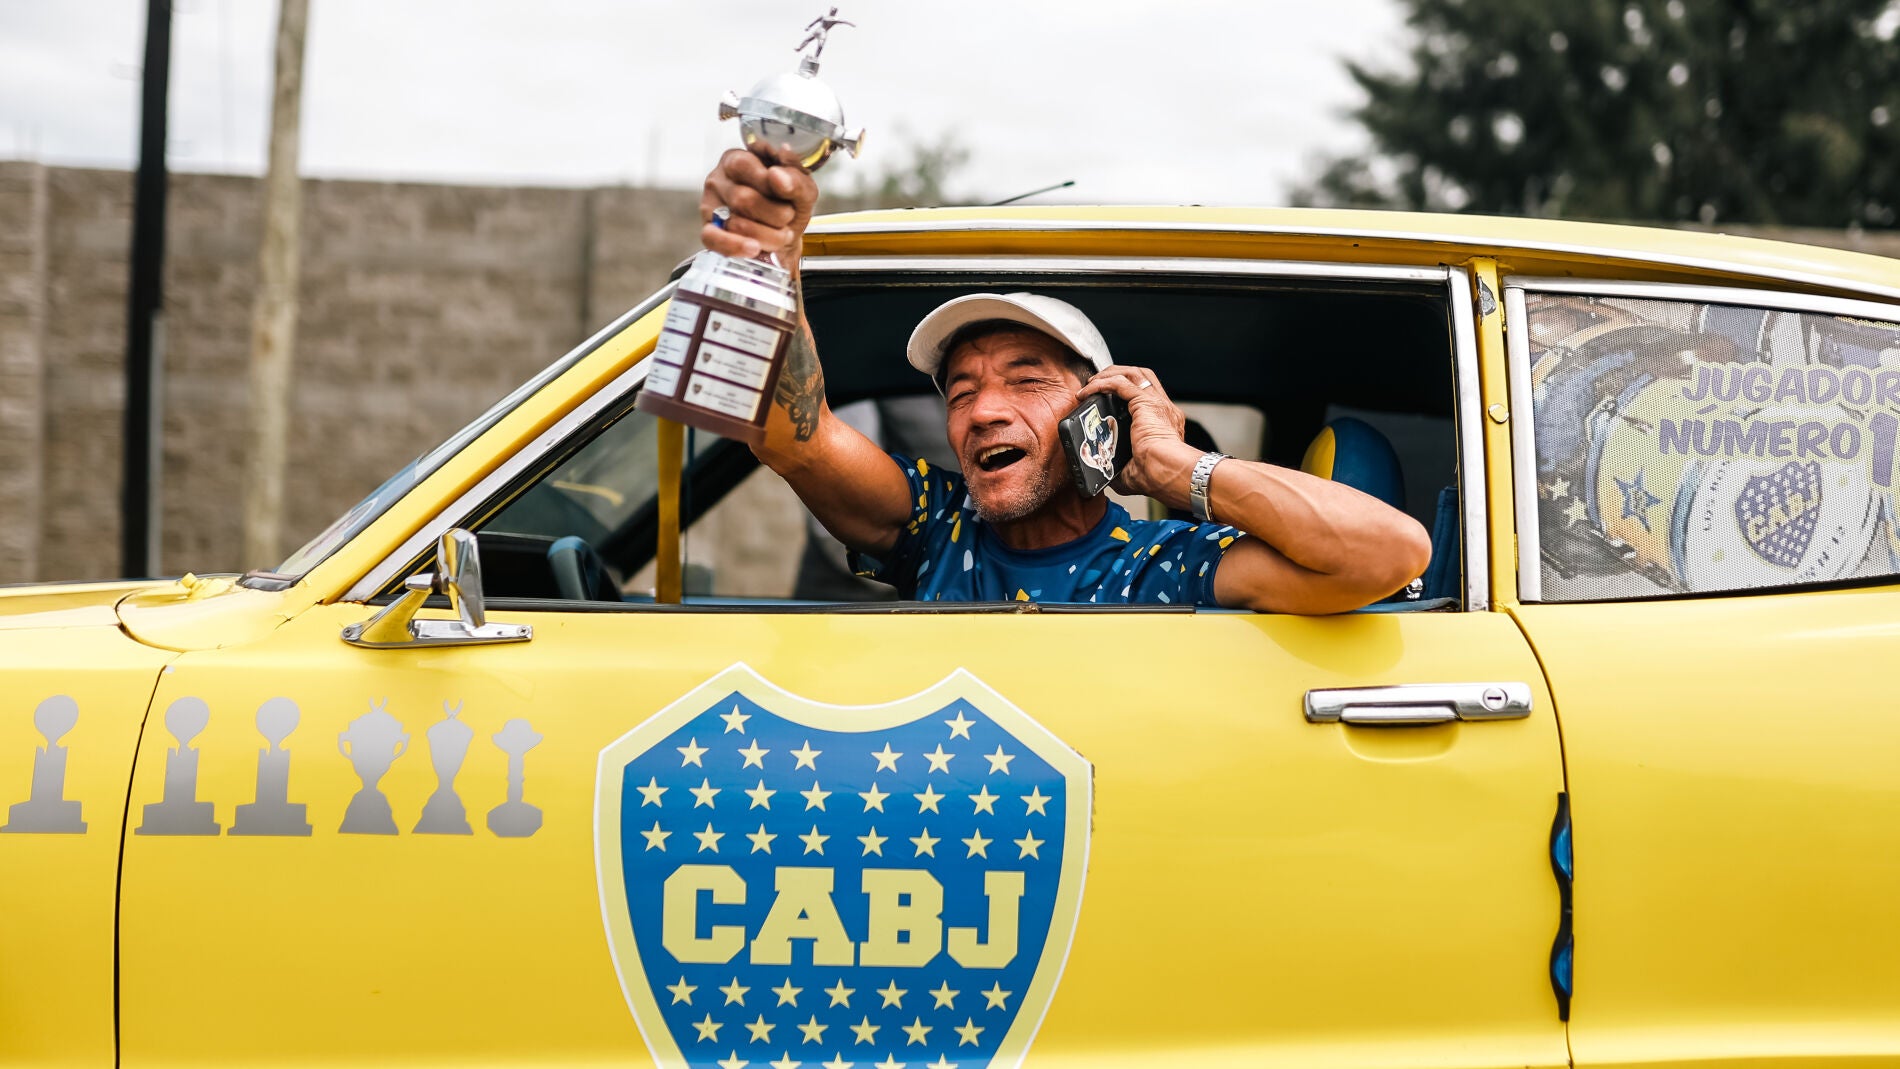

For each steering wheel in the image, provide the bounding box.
[546,535,622,602]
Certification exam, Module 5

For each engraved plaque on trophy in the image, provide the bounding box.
[635,8,865,445]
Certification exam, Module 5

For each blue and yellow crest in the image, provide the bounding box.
[596,665,1092,1069]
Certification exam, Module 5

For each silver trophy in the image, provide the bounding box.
[636,9,865,444]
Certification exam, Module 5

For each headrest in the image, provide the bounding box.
[1301,416,1404,510]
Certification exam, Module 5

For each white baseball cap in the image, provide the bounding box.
[905,292,1113,383]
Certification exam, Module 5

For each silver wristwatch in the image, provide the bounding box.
[1189,451,1229,522]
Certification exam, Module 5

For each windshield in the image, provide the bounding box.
[261,286,675,581]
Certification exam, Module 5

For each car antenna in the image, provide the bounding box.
[986,180,1075,206]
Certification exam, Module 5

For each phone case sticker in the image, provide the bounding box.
[1078,404,1119,486]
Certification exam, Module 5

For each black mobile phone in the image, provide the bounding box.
[1058,392,1132,497]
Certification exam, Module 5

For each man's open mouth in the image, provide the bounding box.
[976,445,1027,472]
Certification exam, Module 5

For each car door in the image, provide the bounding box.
[114,263,1572,1069]
[1501,278,1900,1067]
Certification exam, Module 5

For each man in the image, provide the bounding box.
[700,150,1431,613]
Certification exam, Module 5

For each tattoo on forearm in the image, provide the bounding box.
[774,296,824,443]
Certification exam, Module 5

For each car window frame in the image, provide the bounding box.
[346,255,1493,612]
[1503,275,1900,603]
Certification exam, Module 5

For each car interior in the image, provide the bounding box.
[391,268,1468,613]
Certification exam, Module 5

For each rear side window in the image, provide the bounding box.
[1512,284,1900,601]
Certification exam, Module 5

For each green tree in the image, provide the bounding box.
[829,129,975,208]
[1294,0,1900,226]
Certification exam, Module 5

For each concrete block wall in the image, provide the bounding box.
[0,164,704,583]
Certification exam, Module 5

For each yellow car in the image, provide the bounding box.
[6,207,1900,1069]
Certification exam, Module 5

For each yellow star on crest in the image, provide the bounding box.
[922,744,954,773]
[824,980,854,1008]
[800,825,829,855]
[692,1014,722,1041]
[901,1017,931,1045]
[927,1058,955,1069]
[928,981,958,1009]
[739,739,770,768]
[720,978,750,1006]
[690,778,721,808]
[791,740,822,770]
[770,1054,800,1069]
[797,1015,827,1043]
[694,822,724,853]
[719,706,750,733]
[912,784,944,813]
[1015,832,1043,859]
[801,781,832,811]
[1021,787,1050,815]
[640,821,670,851]
[849,1016,880,1044]
[954,1019,983,1046]
[773,978,803,1006]
[667,977,697,1004]
[983,745,1015,775]
[677,737,708,767]
[877,981,907,1008]
[969,786,999,814]
[747,824,776,854]
[858,827,887,856]
[981,982,1011,1009]
[909,828,939,857]
[943,711,975,739]
[746,779,776,810]
[822,1057,853,1069]
[962,830,992,858]
[744,1015,775,1042]
[871,743,902,771]
[717,1053,748,1069]
[874,1057,902,1069]
[858,782,889,812]
[636,776,667,806]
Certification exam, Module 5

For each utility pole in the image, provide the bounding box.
[121,0,173,577]
[242,0,310,570]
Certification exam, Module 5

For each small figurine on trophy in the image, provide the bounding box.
[635,10,865,445]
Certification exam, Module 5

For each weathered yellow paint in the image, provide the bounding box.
[0,627,171,1069]
[1511,586,1900,1068]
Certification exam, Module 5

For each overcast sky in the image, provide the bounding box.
[1,0,1407,205]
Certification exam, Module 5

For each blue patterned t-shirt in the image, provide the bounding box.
[850,454,1246,605]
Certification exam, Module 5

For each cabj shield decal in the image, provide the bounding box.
[597,665,1091,1069]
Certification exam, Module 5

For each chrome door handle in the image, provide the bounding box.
[1304,683,1533,726]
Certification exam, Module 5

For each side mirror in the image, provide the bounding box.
[342,528,530,649]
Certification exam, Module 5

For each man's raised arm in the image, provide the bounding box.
[697,149,914,557]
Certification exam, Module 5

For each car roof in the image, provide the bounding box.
[805,205,1900,304]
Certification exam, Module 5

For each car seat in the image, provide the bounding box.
[1300,417,1461,607]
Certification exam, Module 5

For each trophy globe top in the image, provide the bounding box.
[717,9,864,170]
